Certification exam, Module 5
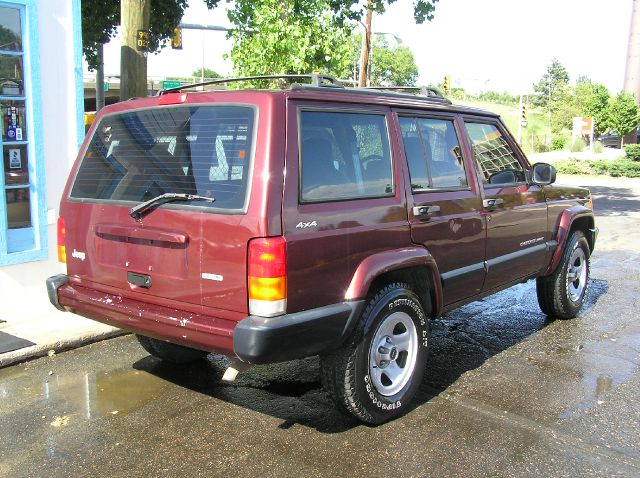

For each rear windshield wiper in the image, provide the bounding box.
[129,193,215,221]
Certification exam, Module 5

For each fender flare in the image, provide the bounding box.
[344,246,443,317]
[543,205,595,276]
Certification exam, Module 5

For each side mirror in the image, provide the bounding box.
[488,170,518,185]
[532,162,556,185]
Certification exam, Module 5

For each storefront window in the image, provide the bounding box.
[0,3,35,255]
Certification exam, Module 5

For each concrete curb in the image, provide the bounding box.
[0,329,128,369]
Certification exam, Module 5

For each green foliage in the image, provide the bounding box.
[227,0,354,84]
[551,136,567,151]
[554,159,591,175]
[553,158,640,177]
[593,141,604,154]
[532,58,569,108]
[608,91,640,143]
[571,137,586,152]
[338,35,419,86]
[607,160,640,177]
[192,68,222,79]
[326,0,439,25]
[477,91,518,105]
[368,38,418,86]
[623,143,640,161]
[582,83,610,136]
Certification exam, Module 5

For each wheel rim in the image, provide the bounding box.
[368,311,418,397]
[567,247,588,302]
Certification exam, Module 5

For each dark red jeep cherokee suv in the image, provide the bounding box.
[47,75,597,424]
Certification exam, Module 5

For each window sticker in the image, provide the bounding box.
[8,148,20,169]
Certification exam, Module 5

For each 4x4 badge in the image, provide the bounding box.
[296,221,318,229]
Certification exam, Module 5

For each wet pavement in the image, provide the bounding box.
[1,175,639,477]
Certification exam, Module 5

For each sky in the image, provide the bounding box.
[97,0,633,95]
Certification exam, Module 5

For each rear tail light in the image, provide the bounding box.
[248,236,286,317]
[57,217,66,263]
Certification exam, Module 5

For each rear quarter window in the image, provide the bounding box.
[70,105,255,211]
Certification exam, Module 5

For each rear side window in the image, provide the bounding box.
[70,105,255,211]
[299,110,393,202]
[399,117,467,190]
[464,122,525,185]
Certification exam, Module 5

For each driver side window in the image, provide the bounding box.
[464,122,525,185]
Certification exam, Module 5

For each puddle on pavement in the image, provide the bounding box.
[0,366,170,419]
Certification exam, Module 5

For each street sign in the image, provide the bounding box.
[103,82,109,92]
[162,80,181,90]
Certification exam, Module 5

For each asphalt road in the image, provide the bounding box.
[1,175,639,478]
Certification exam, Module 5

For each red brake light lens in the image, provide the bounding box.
[248,237,287,317]
[57,217,66,263]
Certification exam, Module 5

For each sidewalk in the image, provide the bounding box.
[0,308,124,368]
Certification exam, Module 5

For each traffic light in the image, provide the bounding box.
[521,103,527,122]
[171,27,182,50]
[443,74,451,94]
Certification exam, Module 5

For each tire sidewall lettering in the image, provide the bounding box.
[357,289,429,416]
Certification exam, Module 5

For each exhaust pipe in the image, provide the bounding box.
[222,359,251,382]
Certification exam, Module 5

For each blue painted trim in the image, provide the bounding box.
[72,0,84,148]
[0,246,47,265]
[0,0,49,263]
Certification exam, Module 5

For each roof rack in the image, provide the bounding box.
[362,85,451,103]
[157,73,343,95]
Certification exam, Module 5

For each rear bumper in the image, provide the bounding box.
[47,275,364,364]
[233,301,364,364]
[47,275,237,354]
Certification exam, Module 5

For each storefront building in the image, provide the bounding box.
[0,0,83,320]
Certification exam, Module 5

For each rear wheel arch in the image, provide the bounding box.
[344,247,443,318]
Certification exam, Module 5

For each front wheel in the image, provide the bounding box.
[321,282,430,424]
[537,230,590,319]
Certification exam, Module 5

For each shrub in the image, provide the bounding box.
[592,141,604,154]
[608,160,640,177]
[551,136,567,151]
[623,143,640,162]
[571,137,586,152]
[590,160,609,175]
[554,159,590,175]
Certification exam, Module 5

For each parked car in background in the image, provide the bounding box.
[47,74,597,424]
[598,131,622,148]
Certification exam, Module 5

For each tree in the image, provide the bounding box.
[192,68,222,79]
[226,0,354,82]
[582,83,610,136]
[608,91,640,146]
[81,0,439,72]
[82,0,222,71]
[532,58,570,108]
[337,35,419,86]
[369,38,419,86]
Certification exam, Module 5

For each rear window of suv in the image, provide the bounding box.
[70,105,255,211]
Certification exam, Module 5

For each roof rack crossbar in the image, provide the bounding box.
[157,74,343,95]
[362,85,449,102]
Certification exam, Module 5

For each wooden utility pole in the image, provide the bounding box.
[358,0,373,88]
[120,0,151,101]
[96,44,105,111]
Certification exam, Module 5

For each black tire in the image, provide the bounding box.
[320,282,430,424]
[135,334,207,364]
[537,230,590,319]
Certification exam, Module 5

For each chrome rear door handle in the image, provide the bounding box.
[483,198,505,209]
[413,205,441,217]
